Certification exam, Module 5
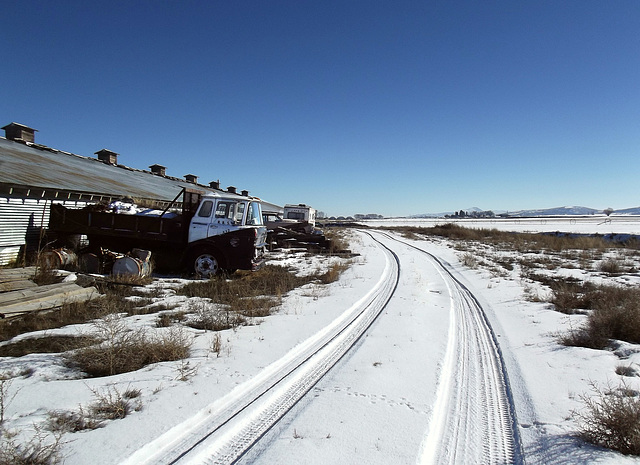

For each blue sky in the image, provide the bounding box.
[2,1,639,217]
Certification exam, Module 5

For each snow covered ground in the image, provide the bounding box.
[2,220,640,464]
[359,215,640,236]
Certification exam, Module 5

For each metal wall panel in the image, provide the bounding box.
[0,197,87,265]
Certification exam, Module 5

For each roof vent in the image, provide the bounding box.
[209,180,220,190]
[227,186,237,194]
[185,174,198,184]
[149,164,166,176]
[2,122,37,143]
[241,190,249,197]
[95,149,119,165]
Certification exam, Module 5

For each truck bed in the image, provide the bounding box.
[49,203,185,246]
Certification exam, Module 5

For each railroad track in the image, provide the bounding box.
[120,232,400,465]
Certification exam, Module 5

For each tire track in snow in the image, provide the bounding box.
[119,232,399,465]
[373,231,524,465]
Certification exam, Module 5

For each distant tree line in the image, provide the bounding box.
[445,210,496,219]
[354,213,384,219]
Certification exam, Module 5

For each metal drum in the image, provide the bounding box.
[79,253,101,274]
[39,249,77,269]
[112,256,151,277]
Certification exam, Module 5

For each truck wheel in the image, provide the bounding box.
[192,251,220,278]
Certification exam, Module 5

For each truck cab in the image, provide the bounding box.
[189,194,264,242]
[187,193,268,277]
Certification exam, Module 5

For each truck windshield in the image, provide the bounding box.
[286,212,305,220]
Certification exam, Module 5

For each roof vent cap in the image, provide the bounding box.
[149,164,166,176]
[2,122,37,143]
[95,149,119,165]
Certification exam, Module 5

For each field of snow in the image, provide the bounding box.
[359,215,640,236]
[2,218,640,464]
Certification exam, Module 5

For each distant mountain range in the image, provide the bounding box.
[411,206,640,218]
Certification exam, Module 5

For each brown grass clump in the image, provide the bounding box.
[179,262,350,329]
[65,317,191,377]
[0,428,63,465]
[550,282,595,314]
[179,265,316,311]
[187,301,247,331]
[559,285,640,349]
[573,382,640,455]
[0,298,112,343]
[48,386,142,434]
[317,262,350,284]
[588,286,640,344]
[323,228,351,254]
[32,267,63,286]
[0,335,98,357]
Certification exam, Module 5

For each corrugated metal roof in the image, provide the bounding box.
[0,137,211,201]
[0,135,282,214]
[0,137,283,214]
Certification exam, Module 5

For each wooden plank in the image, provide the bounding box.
[0,282,83,306]
[0,286,100,316]
[0,267,37,283]
[0,280,38,293]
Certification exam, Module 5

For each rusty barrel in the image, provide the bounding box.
[39,249,77,269]
[112,256,151,277]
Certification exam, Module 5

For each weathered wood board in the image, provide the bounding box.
[0,267,37,283]
[0,267,100,319]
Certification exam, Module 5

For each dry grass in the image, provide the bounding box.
[0,427,63,465]
[385,223,637,253]
[180,261,350,329]
[317,262,350,284]
[32,267,63,286]
[323,228,351,254]
[461,252,479,269]
[47,408,103,433]
[48,385,142,434]
[0,335,98,357]
[0,298,115,343]
[65,317,191,377]
[559,285,640,349]
[186,301,247,331]
[573,382,640,455]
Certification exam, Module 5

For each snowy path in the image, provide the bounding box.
[390,233,525,465]
[119,233,400,464]
[245,230,523,464]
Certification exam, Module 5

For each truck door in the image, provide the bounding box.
[189,199,215,243]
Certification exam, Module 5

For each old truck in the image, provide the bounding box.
[47,188,268,278]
